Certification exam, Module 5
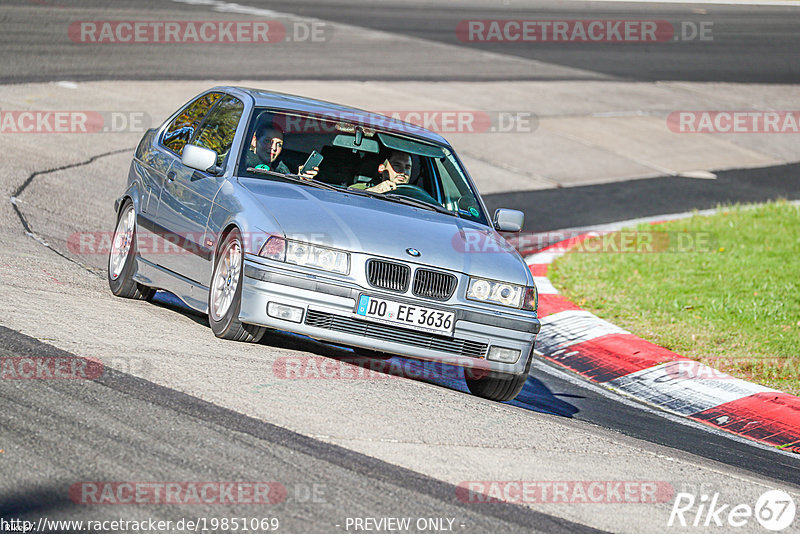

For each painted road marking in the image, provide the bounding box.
[537,294,583,317]
[538,310,629,352]
[525,249,565,265]
[533,276,558,295]
[608,361,775,416]
[543,333,688,383]
[691,392,800,452]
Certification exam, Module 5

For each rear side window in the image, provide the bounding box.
[162,92,222,155]
[192,96,244,166]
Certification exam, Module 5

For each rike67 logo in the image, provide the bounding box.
[669,490,796,531]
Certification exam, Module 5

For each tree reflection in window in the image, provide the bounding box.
[162,92,222,155]
[192,96,244,166]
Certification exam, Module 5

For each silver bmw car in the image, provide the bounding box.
[108,87,540,401]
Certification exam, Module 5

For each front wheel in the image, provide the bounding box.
[208,230,265,343]
[465,351,532,402]
[108,199,155,300]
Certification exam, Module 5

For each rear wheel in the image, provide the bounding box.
[465,350,532,402]
[208,230,265,343]
[108,200,155,300]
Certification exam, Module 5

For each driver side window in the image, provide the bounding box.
[162,92,222,156]
[191,96,244,167]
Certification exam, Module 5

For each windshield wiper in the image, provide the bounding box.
[246,167,340,191]
[382,193,456,216]
[339,187,372,197]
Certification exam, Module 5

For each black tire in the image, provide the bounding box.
[208,229,266,343]
[465,350,533,402]
[108,199,155,300]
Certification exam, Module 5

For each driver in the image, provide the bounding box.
[246,122,318,181]
[350,149,412,193]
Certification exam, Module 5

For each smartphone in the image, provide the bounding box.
[300,150,324,174]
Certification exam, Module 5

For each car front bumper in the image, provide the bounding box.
[239,257,540,376]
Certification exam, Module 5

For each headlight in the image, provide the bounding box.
[259,236,349,275]
[467,278,525,308]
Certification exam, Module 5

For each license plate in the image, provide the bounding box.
[355,295,455,337]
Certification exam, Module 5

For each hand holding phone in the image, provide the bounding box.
[300,150,324,175]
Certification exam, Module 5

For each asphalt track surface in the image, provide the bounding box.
[2,0,800,531]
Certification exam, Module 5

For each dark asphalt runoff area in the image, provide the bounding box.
[484,163,800,232]
[238,0,800,83]
[1,0,800,83]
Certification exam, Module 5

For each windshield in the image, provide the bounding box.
[237,109,488,225]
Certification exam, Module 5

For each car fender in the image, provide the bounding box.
[206,178,285,261]
[114,178,142,217]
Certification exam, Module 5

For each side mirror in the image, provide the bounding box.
[182,144,220,174]
[493,208,524,232]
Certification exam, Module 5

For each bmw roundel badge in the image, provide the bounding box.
[406,248,421,257]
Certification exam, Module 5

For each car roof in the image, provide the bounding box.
[216,86,451,147]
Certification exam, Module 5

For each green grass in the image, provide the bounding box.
[549,200,800,395]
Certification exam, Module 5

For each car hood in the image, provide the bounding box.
[239,178,530,285]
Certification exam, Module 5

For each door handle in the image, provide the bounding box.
[167,171,176,181]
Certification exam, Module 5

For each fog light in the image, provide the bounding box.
[267,302,303,323]
[487,346,521,364]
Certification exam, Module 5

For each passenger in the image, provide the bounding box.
[247,123,318,181]
[350,149,412,193]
